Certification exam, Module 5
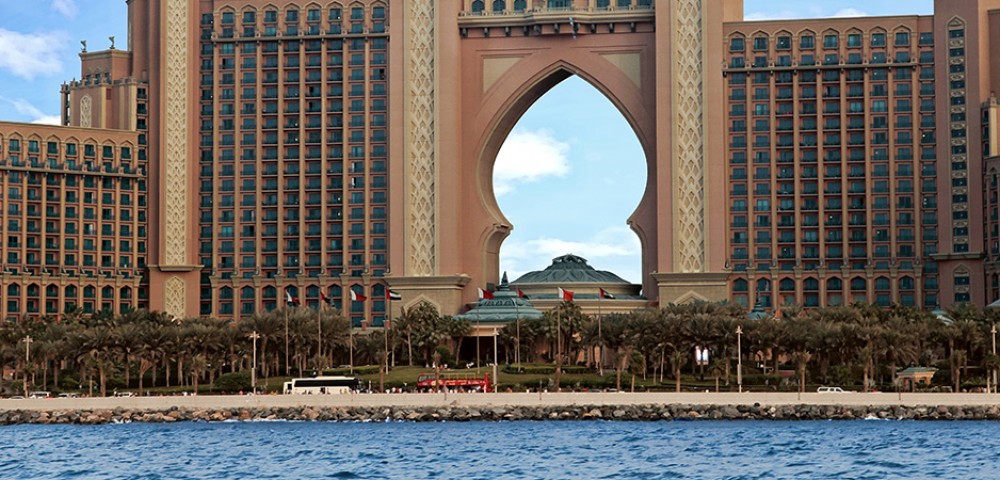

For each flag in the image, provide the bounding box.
[478,288,494,300]
[387,289,402,301]
[599,288,615,300]
[285,291,300,306]
[517,288,530,300]
[350,290,367,302]
[557,287,574,302]
[320,292,335,306]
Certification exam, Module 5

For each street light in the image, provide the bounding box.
[249,331,260,393]
[735,326,743,394]
[992,324,997,394]
[493,328,499,393]
[23,335,32,397]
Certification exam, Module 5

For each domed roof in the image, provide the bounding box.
[455,273,543,323]
[511,254,630,285]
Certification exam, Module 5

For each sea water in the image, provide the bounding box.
[2,420,998,479]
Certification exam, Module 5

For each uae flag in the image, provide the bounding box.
[350,290,367,302]
[477,288,494,300]
[599,288,615,300]
[285,291,300,306]
[320,292,335,306]
[517,288,530,300]
[386,289,402,301]
[557,287,575,302]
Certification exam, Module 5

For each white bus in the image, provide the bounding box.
[283,376,361,395]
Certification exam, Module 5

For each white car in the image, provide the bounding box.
[816,386,846,393]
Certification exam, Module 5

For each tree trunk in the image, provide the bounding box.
[99,363,107,398]
[675,366,681,393]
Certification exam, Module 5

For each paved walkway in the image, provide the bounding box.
[3,392,1000,412]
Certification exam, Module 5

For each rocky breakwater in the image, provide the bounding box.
[4,403,1000,425]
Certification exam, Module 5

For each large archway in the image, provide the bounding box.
[388,2,734,314]
[492,75,647,284]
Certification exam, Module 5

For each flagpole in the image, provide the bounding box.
[284,300,290,377]
[514,297,520,370]
[384,294,390,386]
[476,302,481,369]
[349,291,354,375]
[317,294,323,370]
[597,291,603,376]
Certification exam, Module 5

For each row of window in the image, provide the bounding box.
[730,31,930,53]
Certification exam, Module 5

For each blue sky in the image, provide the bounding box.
[0,0,935,286]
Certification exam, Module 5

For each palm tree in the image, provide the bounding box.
[74,326,117,397]
[669,349,687,393]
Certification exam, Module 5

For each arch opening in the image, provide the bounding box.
[490,75,647,285]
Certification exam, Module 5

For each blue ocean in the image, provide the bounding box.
[2,420,997,479]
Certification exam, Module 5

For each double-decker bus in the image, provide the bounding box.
[415,372,492,392]
[283,376,361,395]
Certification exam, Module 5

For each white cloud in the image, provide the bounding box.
[501,226,642,283]
[52,0,79,18]
[830,8,868,18]
[493,129,570,196]
[0,97,60,124]
[0,29,67,79]
[32,115,61,125]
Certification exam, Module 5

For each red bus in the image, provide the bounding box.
[416,372,492,392]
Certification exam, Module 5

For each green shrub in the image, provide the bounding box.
[323,366,380,376]
[215,371,252,392]
[501,365,591,375]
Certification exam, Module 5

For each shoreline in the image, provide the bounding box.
[3,392,1000,424]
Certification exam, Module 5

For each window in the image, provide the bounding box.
[800,35,815,49]
[730,37,744,52]
[871,33,886,47]
[823,34,838,49]
[753,37,768,51]
[895,31,910,46]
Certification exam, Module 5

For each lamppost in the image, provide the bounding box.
[249,331,260,393]
[23,335,32,397]
[992,324,997,394]
[735,326,743,393]
[493,328,499,393]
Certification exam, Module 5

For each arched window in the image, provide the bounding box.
[827,277,843,291]
[850,277,866,291]
[803,278,819,291]
[779,278,795,292]
[220,287,234,300]
[65,285,78,299]
[733,278,749,292]
[756,278,771,292]
[514,0,527,12]
[899,277,915,290]
[241,286,255,301]
[7,284,18,297]
[471,0,484,13]
[492,0,506,12]
[46,284,58,297]
[874,277,891,290]
[262,286,277,299]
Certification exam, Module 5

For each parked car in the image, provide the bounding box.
[113,391,135,398]
[28,391,51,398]
[58,393,80,398]
[816,386,846,393]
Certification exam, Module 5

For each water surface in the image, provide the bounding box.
[3,420,998,479]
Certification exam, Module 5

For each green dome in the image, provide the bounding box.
[511,254,630,285]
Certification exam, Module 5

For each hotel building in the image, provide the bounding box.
[1,0,999,322]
